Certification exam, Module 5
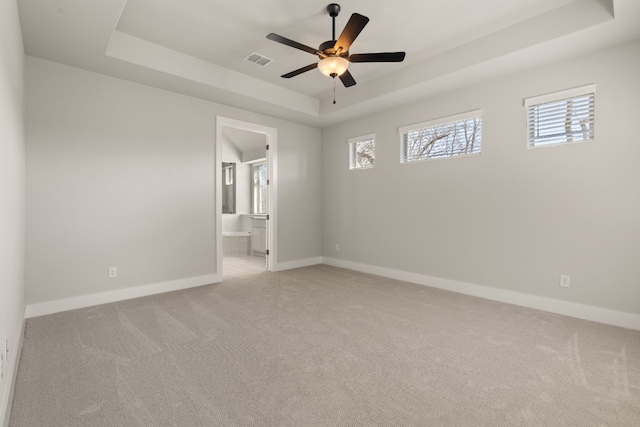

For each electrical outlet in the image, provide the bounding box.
[335,244,340,252]
[108,267,118,278]
[560,275,571,288]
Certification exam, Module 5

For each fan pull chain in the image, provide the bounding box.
[333,77,336,104]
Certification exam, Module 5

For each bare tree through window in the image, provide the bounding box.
[401,113,482,162]
[349,134,375,170]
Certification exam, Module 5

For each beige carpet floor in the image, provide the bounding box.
[9,265,640,426]
[223,255,266,278]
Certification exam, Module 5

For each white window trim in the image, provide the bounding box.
[348,133,376,170]
[398,110,482,135]
[523,84,596,107]
[398,110,482,163]
[524,84,595,149]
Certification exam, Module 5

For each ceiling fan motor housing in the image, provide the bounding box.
[319,40,347,57]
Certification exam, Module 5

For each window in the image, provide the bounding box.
[223,164,234,185]
[525,84,595,148]
[348,134,375,170]
[251,162,267,214]
[399,110,482,163]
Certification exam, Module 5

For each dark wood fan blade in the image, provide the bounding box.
[339,70,356,87]
[348,52,406,63]
[334,13,369,53]
[281,63,318,79]
[267,33,319,55]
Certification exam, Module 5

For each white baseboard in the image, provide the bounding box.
[21,258,640,330]
[273,257,322,272]
[1,319,25,427]
[322,257,640,331]
[25,274,221,318]
[23,254,324,319]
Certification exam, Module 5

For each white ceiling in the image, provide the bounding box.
[17,0,640,128]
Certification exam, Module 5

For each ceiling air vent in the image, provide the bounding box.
[245,52,273,67]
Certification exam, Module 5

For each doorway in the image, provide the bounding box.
[215,117,277,278]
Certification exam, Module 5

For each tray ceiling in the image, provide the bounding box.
[17,0,639,127]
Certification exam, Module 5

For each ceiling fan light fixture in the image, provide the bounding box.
[266,4,405,88]
[318,56,349,77]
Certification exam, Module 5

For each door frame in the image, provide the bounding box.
[215,116,277,275]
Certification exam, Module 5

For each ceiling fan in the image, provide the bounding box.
[266,3,406,88]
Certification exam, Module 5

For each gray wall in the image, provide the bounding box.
[25,56,322,305]
[0,0,25,422]
[321,40,640,315]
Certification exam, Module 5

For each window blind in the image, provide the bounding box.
[525,85,595,148]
